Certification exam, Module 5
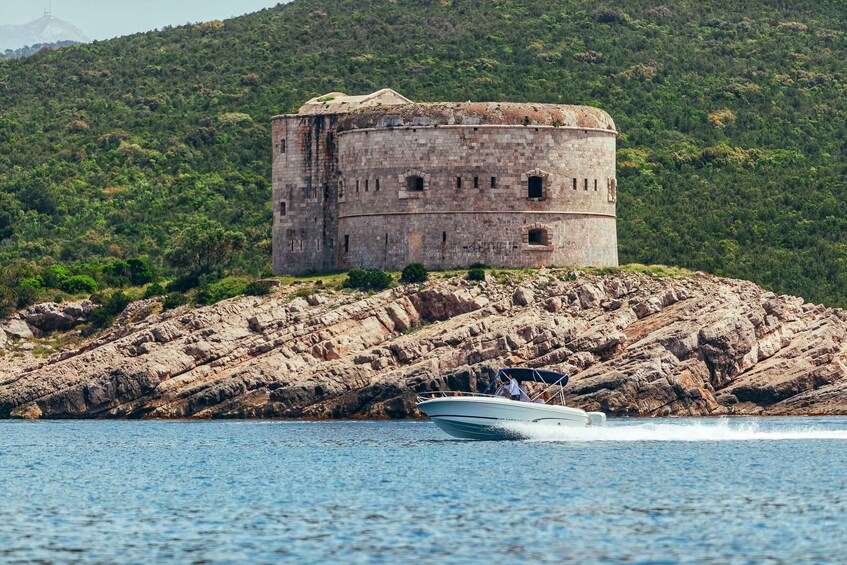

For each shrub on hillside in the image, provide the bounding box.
[102,258,155,287]
[126,258,154,285]
[244,280,271,296]
[165,276,199,293]
[162,292,189,310]
[60,275,98,294]
[0,285,17,317]
[143,283,166,298]
[400,263,428,284]
[195,276,250,305]
[165,217,246,280]
[43,265,71,289]
[342,269,394,291]
[88,290,132,329]
[467,268,487,281]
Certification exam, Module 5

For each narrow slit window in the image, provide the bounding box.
[491,177,497,188]
[573,178,577,190]
[280,139,285,154]
[279,202,286,216]
[356,180,359,192]
[473,176,479,188]
[442,231,447,243]
[376,178,380,191]
[385,233,388,246]
[528,176,543,199]
[456,177,462,189]
[594,179,598,191]
[365,179,369,192]
[584,179,588,191]
[344,235,349,253]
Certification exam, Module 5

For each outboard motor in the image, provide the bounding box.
[588,412,607,427]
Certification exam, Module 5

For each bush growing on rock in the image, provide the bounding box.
[89,290,132,328]
[467,267,487,281]
[143,283,165,298]
[195,276,250,305]
[60,275,98,295]
[162,292,189,310]
[244,281,271,296]
[342,269,394,291]
[400,263,428,284]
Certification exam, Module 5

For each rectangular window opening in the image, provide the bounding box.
[584,179,588,191]
[385,233,388,246]
[279,202,286,216]
[491,176,497,188]
[573,178,577,190]
[376,178,380,191]
[594,179,598,191]
[280,139,285,154]
[442,231,447,243]
[473,176,479,189]
[356,180,359,192]
[365,179,369,192]
[528,229,546,246]
[344,235,349,253]
[456,177,462,189]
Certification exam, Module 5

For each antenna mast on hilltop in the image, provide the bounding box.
[44,0,52,17]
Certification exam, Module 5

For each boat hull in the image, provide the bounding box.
[417,396,602,440]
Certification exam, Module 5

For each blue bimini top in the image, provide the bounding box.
[498,368,569,386]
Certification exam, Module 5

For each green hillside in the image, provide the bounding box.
[1,0,846,304]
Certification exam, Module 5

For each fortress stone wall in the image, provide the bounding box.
[272,89,618,275]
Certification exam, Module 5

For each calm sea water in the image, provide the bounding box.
[2,417,847,564]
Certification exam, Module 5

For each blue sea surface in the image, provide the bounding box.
[2,417,847,563]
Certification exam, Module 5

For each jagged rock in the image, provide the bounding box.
[2,318,35,340]
[512,287,535,306]
[578,284,604,308]
[633,297,663,318]
[21,301,94,332]
[3,272,847,420]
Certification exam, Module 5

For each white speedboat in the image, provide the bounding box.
[416,368,606,440]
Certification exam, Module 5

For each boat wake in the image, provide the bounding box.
[500,418,847,442]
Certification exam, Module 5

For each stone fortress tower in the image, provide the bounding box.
[272,89,618,275]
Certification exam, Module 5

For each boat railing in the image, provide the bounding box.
[415,391,496,402]
[415,390,564,406]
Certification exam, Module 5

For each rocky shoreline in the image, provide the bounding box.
[2,270,847,419]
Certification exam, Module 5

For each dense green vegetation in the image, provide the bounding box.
[1,0,846,306]
[342,269,395,292]
[401,263,429,284]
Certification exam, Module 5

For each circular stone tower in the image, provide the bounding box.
[272,92,618,275]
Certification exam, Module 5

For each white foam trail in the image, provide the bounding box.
[500,419,847,442]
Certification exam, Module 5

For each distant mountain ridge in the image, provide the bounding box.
[1,40,81,60]
[0,14,88,51]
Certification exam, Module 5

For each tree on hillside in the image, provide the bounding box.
[165,217,246,280]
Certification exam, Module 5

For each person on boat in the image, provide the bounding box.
[507,375,521,401]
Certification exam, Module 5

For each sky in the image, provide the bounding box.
[0,0,287,41]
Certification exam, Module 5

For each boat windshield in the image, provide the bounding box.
[485,368,569,406]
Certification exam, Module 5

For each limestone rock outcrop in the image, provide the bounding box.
[3,272,847,419]
[21,301,95,333]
